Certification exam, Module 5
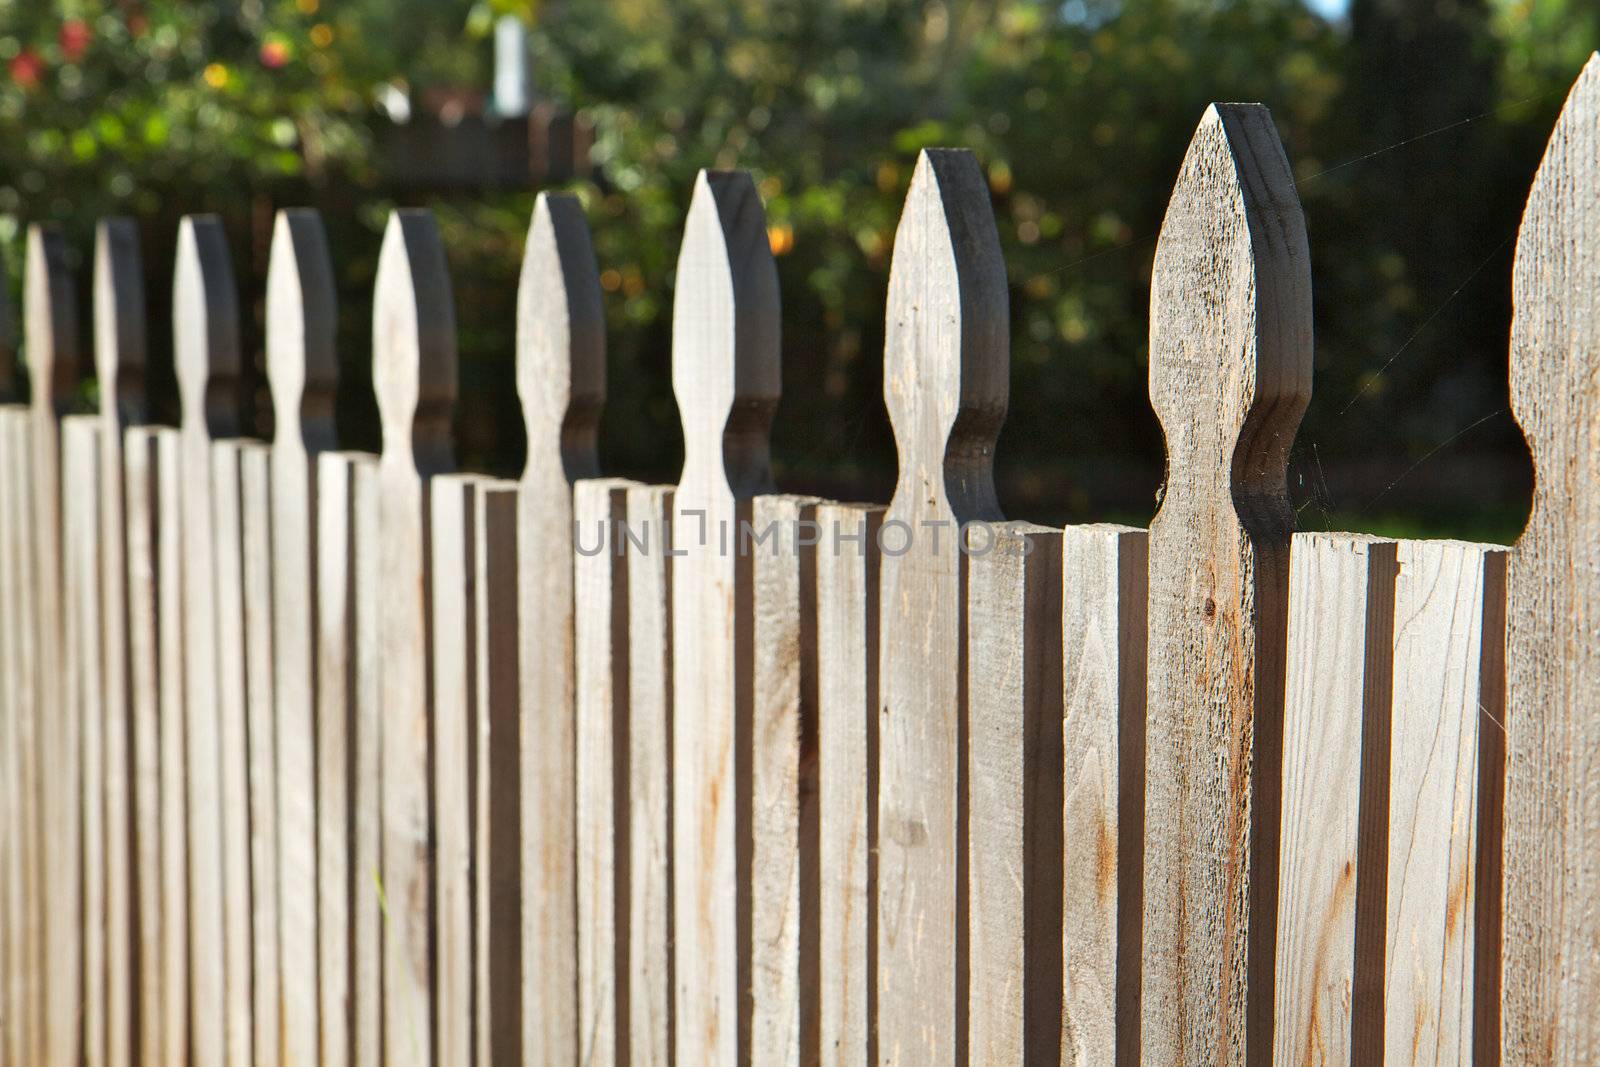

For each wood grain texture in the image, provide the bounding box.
[750,494,822,1066]
[1059,523,1147,1067]
[515,191,604,1066]
[1503,50,1600,1067]
[574,478,633,1067]
[374,208,456,1067]
[242,443,282,1067]
[966,522,1063,1064]
[267,207,338,1067]
[123,426,167,1067]
[64,415,103,1067]
[94,217,147,1067]
[314,450,381,1067]
[1386,540,1506,1065]
[816,502,882,1067]
[1273,533,1396,1066]
[26,222,81,1067]
[1140,104,1312,1067]
[210,440,258,1067]
[669,169,780,1066]
[0,409,29,1067]
[431,474,480,1067]
[174,213,243,1067]
[624,483,673,1067]
[876,148,1006,1067]
[472,480,521,1067]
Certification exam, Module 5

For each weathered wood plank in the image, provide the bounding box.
[1273,532,1396,1065]
[374,209,456,1067]
[1503,50,1600,1067]
[242,443,282,1067]
[64,415,104,1067]
[516,191,604,1065]
[750,494,822,1065]
[431,473,480,1067]
[877,149,1006,1067]
[669,169,780,1065]
[267,207,339,1067]
[1141,104,1312,1066]
[0,409,28,1067]
[472,480,521,1067]
[94,216,147,1067]
[314,449,381,1067]
[1060,523,1147,1067]
[624,483,673,1066]
[27,223,81,1067]
[966,522,1063,1064]
[211,439,258,1067]
[123,425,166,1067]
[816,502,882,1066]
[174,214,243,1067]
[575,478,632,1066]
[1385,540,1506,1064]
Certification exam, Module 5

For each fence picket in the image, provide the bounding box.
[173,214,244,1067]
[267,207,339,1067]
[211,439,260,1067]
[669,169,780,1066]
[472,480,521,1067]
[1141,104,1312,1066]
[1385,540,1506,1062]
[516,191,604,1065]
[966,522,1063,1062]
[26,223,82,1067]
[750,493,822,1064]
[314,450,384,1067]
[122,424,166,1067]
[1504,50,1600,1066]
[64,415,104,1067]
[877,148,1007,1066]
[0,408,27,1067]
[1059,523,1146,1066]
[94,217,147,1067]
[373,209,456,1067]
[431,473,482,1067]
[624,483,673,1066]
[574,477,631,1066]
[1273,533,1397,1064]
[816,502,882,1066]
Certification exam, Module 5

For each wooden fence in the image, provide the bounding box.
[0,53,1596,1067]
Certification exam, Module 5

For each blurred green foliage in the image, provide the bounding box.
[2,0,1595,537]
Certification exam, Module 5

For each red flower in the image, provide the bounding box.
[259,40,290,69]
[9,50,44,89]
[60,19,92,62]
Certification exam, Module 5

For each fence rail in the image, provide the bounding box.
[1,52,1598,1067]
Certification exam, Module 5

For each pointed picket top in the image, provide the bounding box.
[94,218,148,426]
[1140,102,1312,1065]
[267,209,338,455]
[672,169,780,498]
[1147,103,1312,505]
[883,148,1008,523]
[0,249,15,400]
[1503,51,1600,1065]
[518,192,604,486]
[173,215,241,439]
[374,209,456,476]
[25,223,82,416]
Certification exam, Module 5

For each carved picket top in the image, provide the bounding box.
[93,216,148,1067]
[1504,51,1600,1066]
[515,191,604,1064]
[877,148,1007,1066]
[266,207,338,1067]
[373,208,456,1067]
[669,168,780,1065]
[1139,103,1312,1066]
